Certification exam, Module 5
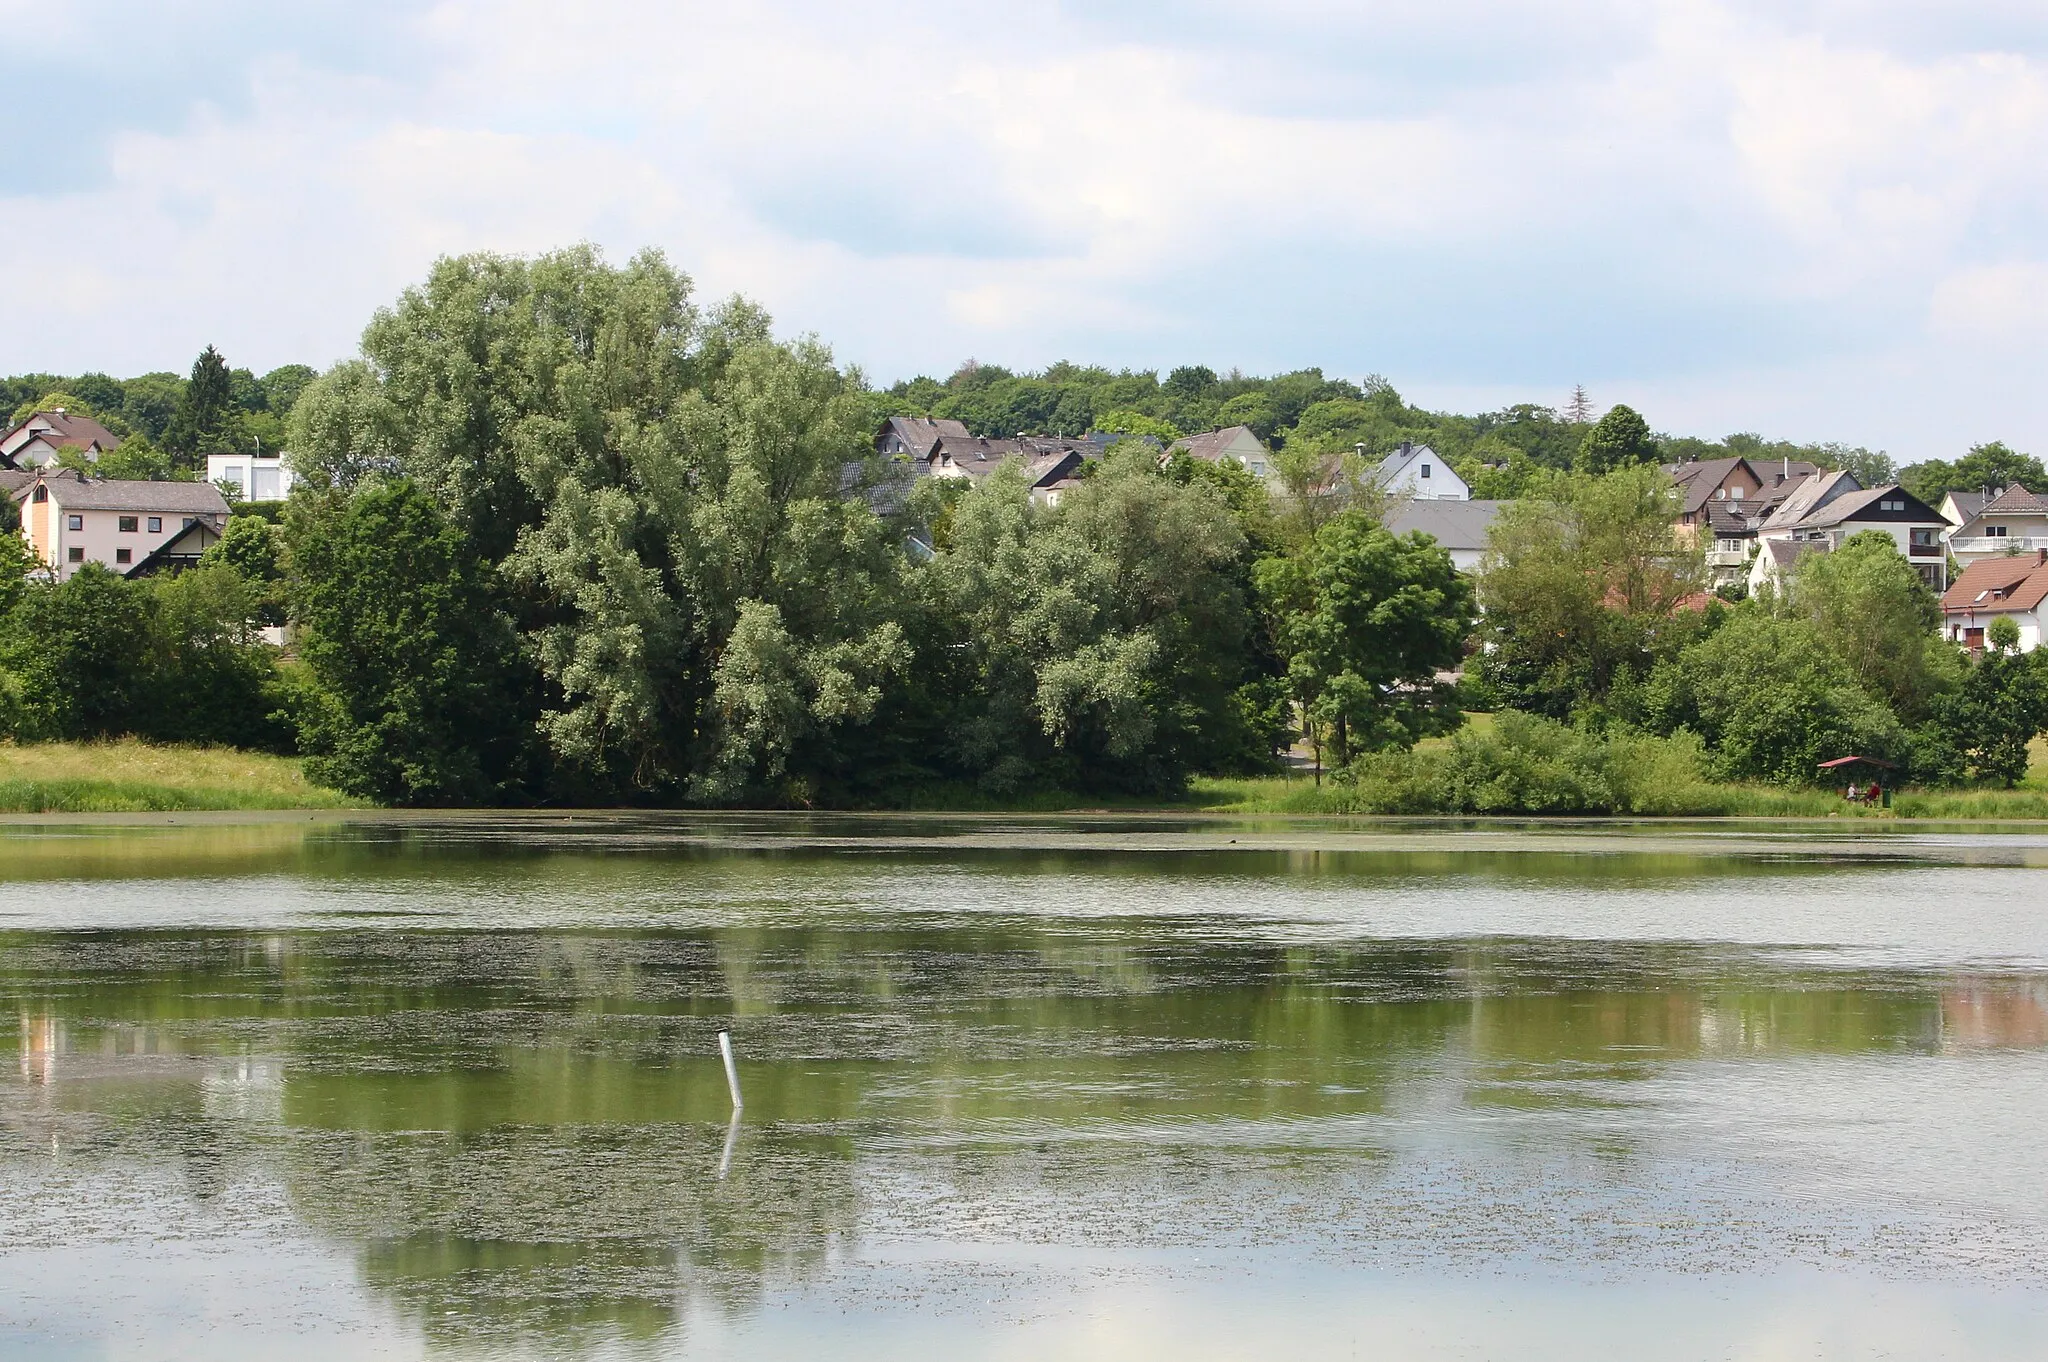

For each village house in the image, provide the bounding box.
[205,452,299,502]
[12,468,230,580]
[1662,456,1821,585]
[1944,485,2048,569]
[1384,499,1504,573]
[1369,441,1467,501]
[1748,470,1949,595]
[1,408,123,469]
[1939,488,1992,531]
[1940,551,2048,653]
[1169,425,1273,481]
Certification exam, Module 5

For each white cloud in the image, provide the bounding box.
[1,0,2046,458]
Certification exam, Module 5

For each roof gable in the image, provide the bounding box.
[1941,552,2048,614]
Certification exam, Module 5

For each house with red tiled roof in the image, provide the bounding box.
[1945,485,2048,569]
[1941,551,2048,653]
[1,408,123,470]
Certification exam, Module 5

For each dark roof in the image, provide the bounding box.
[1945,490,1990,523]
[0,469,30,495]
[1703,501,1754,536]
[1940,552,2048,615]
[125,518,222,578]
[16,469,231,515]
[1665,457,1749,515]
[1790,483,1944,530]
[1384,499,1504,552]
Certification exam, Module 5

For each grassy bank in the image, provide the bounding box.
[0,741,361,812]
[4,732,2048,820]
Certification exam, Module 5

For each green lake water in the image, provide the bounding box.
[3,813,2047,1360]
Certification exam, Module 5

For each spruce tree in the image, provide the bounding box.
[163,344,239,465]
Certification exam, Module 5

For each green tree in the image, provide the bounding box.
[1900,441,2048,505]
[260,364,318,418]
[1257,513,1473,766]
[1,565,156,740]
[163,344,243,462]
[287,480,535,805]
[1477,466,1704,716]
[1645,611,1906,784]
[916,451,1253,793]
[1787,530,1959,719]
[286,360,405,490]
[1575,403,1658,474]
[1932,620,2048,786]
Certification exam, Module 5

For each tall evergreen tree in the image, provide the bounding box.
[163,344,239,463]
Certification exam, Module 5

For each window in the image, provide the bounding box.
[114,548,131,565]
[1419,463,1431,479]
[253,466,282,499]
[182,517,197,529]
[67,514,82,531]
[147,516,161,533]
[31,485,47,503]
[66,546,83,563]
[118,515,138,532]
[1729,486,1743,500]
[1911,528,1938,546]
[1988,525,2009,537]
[1879,499,1903,511]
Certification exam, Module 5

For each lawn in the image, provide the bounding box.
[0,740,360,812]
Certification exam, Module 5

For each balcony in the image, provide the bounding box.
[1951,535,2048,556]
[1705,549,1750,568]
[1908,541,1944,558]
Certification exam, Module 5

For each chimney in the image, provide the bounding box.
[1400,440,1414,456]
[1782,455,1789,481]
[2037,548,2046,567]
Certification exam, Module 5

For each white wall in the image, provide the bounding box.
[206,454,296,501]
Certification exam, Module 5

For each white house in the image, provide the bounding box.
[1945,484,2048,568]
[1749,471,1950,594]
[1169,425,1274,482]
[1384,499,1503,573]
[12,469,230,580]
[206,452,298,502]
[1370,442,1468,500]
[1941,551,2048,653]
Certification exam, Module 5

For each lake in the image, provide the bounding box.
[3,813,2047,1360]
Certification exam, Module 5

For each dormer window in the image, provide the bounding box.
[32,485,47,503]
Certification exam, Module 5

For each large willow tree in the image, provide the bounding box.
[289,246,906,801]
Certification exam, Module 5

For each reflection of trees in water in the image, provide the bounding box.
[281,1118,859,1354]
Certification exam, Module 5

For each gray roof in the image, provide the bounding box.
[1384,498,1504,551]
[1945,490,1989,523]
[1790,483,1944,530]
[16,470,230,515]
[876,416,972,459]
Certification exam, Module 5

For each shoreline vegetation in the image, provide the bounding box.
[7,735,2048,820]
[11,249,2048,816]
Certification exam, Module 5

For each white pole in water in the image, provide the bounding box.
[718,1030,743,1111]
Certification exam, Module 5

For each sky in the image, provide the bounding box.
[3,0,2047,461]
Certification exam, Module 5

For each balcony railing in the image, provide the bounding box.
[1951,535,2048,555]
[1908,542,1944,557]
[1704,549,1750,567]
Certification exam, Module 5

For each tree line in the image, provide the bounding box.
[3,244,2045,808]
